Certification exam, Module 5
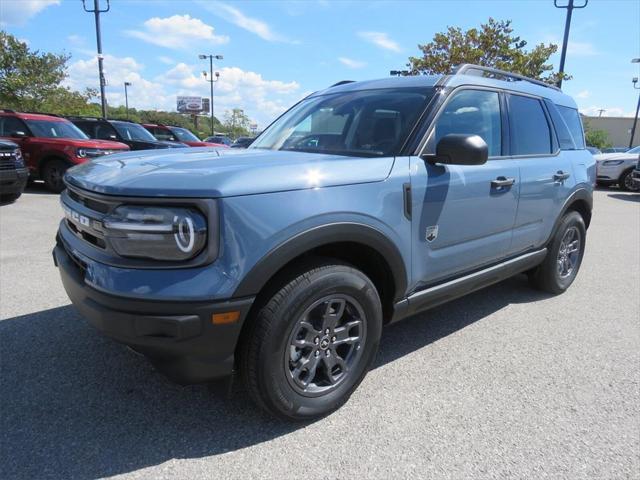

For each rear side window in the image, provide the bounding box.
[556,105,585,149]
[0,117,28,136]
[508,94,552,156]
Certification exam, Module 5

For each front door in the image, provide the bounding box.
[410,88,520,290]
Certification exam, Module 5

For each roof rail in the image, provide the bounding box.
[452,64,561,91]
[0,108,16,113]
[330,80,355,88]
[18,111,64,117]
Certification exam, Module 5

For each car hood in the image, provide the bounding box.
[594,152,638,162]
[34,137,129,149]
[65,148,395,198]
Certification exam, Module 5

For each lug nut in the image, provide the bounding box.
[331,336,336,342]
[314,337,319,344]
[314,350,320,357]
[325,350,330,356]
[325,328,330,334]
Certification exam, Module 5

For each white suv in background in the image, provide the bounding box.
[595,146,640,191]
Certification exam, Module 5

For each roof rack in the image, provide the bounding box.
[330,80,355,88]
[452,64,561,91]
[65,116,136,123]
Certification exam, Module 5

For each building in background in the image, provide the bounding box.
[582,116,639,148]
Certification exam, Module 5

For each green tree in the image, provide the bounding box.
[407,18,567,85]
[223,108,251,138]
[0,31,84,110]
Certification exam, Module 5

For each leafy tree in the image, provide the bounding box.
[407,18,567,85]
[0,31,78,110]
[584,128,612,149]
[223,108,251,138]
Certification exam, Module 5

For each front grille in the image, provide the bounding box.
[0,151,17,170]
[61,187,116,251]
[68,189,110,213]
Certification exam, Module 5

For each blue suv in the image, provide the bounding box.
[54,65,594,420]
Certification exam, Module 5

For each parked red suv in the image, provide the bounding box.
[0,110,129,192]
[142,123,227,148]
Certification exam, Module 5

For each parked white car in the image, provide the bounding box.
[595,145,640,191]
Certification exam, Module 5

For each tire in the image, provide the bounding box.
[619,169,639,192]
[42,159,69,193]
[528,211,586,294]
[0,192,21,204]
[239,261,382,421]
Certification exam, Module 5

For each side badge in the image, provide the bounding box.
[425,225,439,242]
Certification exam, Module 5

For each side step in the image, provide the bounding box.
[391,249,547,323]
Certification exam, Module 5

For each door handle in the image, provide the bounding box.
[491,176,516,188]
[553,171,571,182]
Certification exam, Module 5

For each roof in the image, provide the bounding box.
[0,111,68,122]
[314,65,577,109]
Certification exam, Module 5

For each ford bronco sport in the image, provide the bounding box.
[54,65,595,420]
[0,110,129,192]
[0,140,28,203]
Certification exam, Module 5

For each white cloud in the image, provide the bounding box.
[575,89,590,99]
[338,57,366,69]
[358,31,402,53]
[125,15,229,50]
[567,41,597,56]
[65,53,301,127]
[157,56,175,65]
[199,1,294,43]
[0,0,59,27]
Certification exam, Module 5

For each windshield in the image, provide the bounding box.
[627,146,640,154]
[112,122,158,142]
[169,127,199,142]
[25,119,88,139]
[250,87,434,157]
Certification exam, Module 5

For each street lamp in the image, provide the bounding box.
[199,54,223,136]
[630,58,640,149]
[124,82,132,118]
[554,0,588,88]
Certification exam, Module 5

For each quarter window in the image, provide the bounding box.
[557,105,585,149]
[508,95,552,155]
[429,89,502,157]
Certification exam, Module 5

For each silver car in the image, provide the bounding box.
[595,145,640,191]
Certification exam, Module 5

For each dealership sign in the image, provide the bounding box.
[177,96,203,113]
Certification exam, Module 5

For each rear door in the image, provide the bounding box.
[410,88,521,287]
[507,94,576,253]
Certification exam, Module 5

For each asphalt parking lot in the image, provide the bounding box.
[1,185,638,479]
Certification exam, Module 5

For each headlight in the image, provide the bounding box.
[103,206,207,261]
[602,160,624,166]
[76,148,114,158]
[14,149,24,167]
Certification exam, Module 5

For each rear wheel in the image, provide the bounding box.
[0,193,21,204]
[529,211,586,294]
[240,261,382,421]
[42,159,68,193]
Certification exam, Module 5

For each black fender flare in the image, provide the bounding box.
[546,187,593,244]
[232,222,408,300]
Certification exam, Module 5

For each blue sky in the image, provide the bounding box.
[2,0,639,128]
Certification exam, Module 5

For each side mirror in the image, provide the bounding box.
[423,134,488,166]
[10,131,27,138]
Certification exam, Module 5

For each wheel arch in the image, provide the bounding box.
[233,222,408,323]
[548,188,593,244]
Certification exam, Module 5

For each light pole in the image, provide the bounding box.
[199,54,223,136]
[630,58,640,148]
[554,0,588,88]
[82,0,110,119]
[124,82,131,118]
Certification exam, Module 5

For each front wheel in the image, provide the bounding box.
[529,211,586,294]
[240,261,382,421]
[619,169,639,192]
[42,159,69,193]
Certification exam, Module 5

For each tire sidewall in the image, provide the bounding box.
[258,266,382,419]
[548,211,586,291]
[43,160,68,193]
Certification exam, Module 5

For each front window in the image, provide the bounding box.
[112,122,158,142]
[24,119,88,139]
[169,127,200,142]
[251,87,434,157]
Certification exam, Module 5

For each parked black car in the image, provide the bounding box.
[68,117,188,151]
[203,135,232,146]
[0,140,28,203]
[231,136,255,148]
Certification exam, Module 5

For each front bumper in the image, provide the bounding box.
[0,168,28,195]
[53,240,254,384]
